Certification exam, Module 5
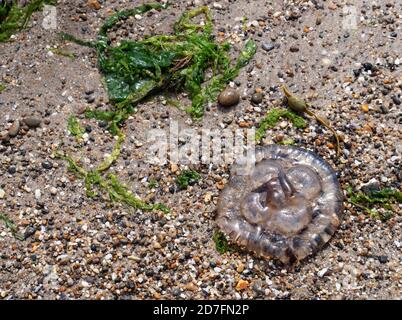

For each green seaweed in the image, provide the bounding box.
[255,108,307,142]
[67,115,85,139]
[0,0,57,42]
[54,151,168,213]
[57,4,255,214]
[176,170,201,190]
[0,83,5,92]
[49,47,76,59]
[165,97,187,111]
[347,186,401,221]
[0,212,24,241]
[213,230,235,254]
[95,130,125,173]
[277,138,295,146]
[107,174,169,213]
[148,179,159,189]
[62,3,255,125]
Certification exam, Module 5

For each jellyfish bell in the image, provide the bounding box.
[216,145,343,264]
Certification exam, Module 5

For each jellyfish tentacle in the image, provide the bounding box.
[278,171,296,198]
[265,178,286,209]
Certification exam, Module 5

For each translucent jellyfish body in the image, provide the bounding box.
[216,145,344,264]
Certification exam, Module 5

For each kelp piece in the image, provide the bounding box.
[281,86,341,156]
[62,3,256,124]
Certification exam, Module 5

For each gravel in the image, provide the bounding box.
[0,0,400,300]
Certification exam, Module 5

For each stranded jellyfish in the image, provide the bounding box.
[216,145,343,264]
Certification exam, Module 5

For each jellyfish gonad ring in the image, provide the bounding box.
[216,145,344,264]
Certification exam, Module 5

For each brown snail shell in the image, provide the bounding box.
[216,145,344,264]
[218,88,240,107]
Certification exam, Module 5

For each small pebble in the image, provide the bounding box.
[184,283,198,292]
[391,96,401,105]
[262,42,275,52]
[289,45,299,52]
[222,116,232,124]
[218,88,240,107]
[235,279,249,291]
[98,121,108,128]
[8,120,20,137]
[42,161,53,170]
[0,131,9,142]
[380,104,389,114]
[85,88,94,95]
[274,134,284,143]
[172,288,182,296]
[213,2,223,10]
[361,104,369,112]
[87,0,101,10]
[362,62,373,71]
[251,92,263,104]
[8,166,16,174]
[35,189,41,200]
[24,227,36,239]
[318,268,329,277]
[362,181,380,198]
[378,255,388,264]
[86,95,95,103]
[23,117,42,129]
